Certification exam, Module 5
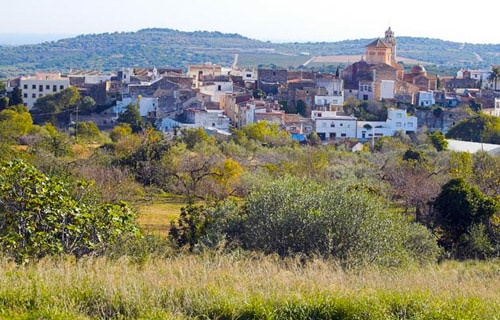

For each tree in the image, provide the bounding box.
[296,99,307,116]
[9,87,23,106]
[433,178,499,252]
[0,105,33,143]
[446,113,500,144]
[0,96,9,111]
[34,123,74,158]
[428,130,448,151]
[30,87,81,126]
[229,176,439,266]
[110,123,133,142]
[0,159,139,263]
[117,103,143,133]
[75,121,101,142]
[487,66,500,90]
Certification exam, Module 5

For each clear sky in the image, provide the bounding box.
[3,0,499,44]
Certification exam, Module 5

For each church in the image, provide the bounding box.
[342,27,435,104]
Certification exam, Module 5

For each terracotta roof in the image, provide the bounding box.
[366,38,391,48]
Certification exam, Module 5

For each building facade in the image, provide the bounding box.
[19,73,70,109]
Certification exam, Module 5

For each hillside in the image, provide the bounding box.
[0,28,499,78]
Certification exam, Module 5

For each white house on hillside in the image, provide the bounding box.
[18,73,70,109]
[357,108,417,139]
[417,91,435,107]
[311,110,357,140]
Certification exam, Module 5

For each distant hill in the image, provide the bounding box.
[0,28,499,79]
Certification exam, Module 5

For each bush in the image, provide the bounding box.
[0,159,139,263]
[179,176,440,267]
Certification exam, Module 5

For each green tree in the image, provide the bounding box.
[446,113,500,144]
[428,130,448,151]
[226,176,439,267]
[0,105,33,143]
[487,66,500,90]
[0,159,139,263]
[110,123,133,142]
[0,96,9,111]
[30,87,81,126]
[178,127,211,149]
[296,99,307,116]
[433,178,499,252]
[9,87,23,106]
[75,121,101,142]
[117,103,143,133]
[34,123,74,157]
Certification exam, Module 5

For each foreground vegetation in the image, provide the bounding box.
[0,254,498,319]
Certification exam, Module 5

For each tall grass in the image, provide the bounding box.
[0,254,498,319]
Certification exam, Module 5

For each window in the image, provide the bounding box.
[45,85,50,90]
[32,84,36,89]
[53,85,57,92]
[341,133,347,137]
[396,122,402,127]
[60,85,64,90]
[218,85,221,91]
[23,93,28,98]
[23,84,28,89]
[396,113,402,118]
[407,122,413,128]
[330,123,335,127]
[317,113,322,117]
[39,85,43,92]
[32,93,36,98]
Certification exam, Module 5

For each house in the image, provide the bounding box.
[15,72,70,109]
[311,110,357,140]
[183,108,231,132]
[417,91,435,107]
[188,64,224,88]
[314,75,344,109]
[199,75,234,105]
[357,108,417,139]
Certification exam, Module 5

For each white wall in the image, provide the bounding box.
[20,77,70,109]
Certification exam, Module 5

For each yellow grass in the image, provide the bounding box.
[0,255,498,318]
[136,198,186,236]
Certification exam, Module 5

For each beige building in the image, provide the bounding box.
[19,73,70,109]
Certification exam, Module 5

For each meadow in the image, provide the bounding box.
[0,253,498,319]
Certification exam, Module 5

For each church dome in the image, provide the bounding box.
[410,64,426,75]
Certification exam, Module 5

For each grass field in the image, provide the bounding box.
[136,195,187,237]
[0,255,498,319]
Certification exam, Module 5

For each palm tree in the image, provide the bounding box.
[487,66,500,91]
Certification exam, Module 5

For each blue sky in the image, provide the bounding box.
[3,0,499,44]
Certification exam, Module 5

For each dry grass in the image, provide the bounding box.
[135,195,190,237]
[0,255,498,318]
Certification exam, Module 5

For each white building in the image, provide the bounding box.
[315,77,344,108]
[417,91,435,107]
[19,73,70,109]
[358,80,375,101]
[114,95,159,118]
[184,108,231,132]
[311,110,357,140]
[199,78,234,104]
[494,98,500,117]
[357,108,417,139]
[380,80,395,100]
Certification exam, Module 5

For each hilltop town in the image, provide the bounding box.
[2,27,499,145]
